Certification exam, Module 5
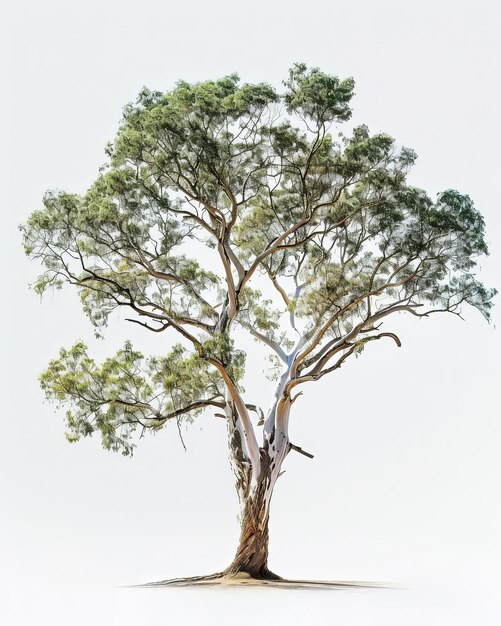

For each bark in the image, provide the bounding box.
[225,447,283,579]
[225,487,276,577]
[225,401,289,579]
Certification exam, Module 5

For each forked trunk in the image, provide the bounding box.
[224,395,290,580]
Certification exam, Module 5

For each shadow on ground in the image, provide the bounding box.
[130,573,393,590]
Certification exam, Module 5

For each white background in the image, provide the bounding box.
[1,1,500,624]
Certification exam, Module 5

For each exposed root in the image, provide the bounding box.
[132,572,389,589]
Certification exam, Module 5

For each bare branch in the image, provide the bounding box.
[125,318,171,333]
[289,443,314,459]
[237,319,288,363]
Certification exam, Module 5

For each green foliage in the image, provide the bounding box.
[239,287,281,333]
[40,341,225,455]
[22,64,495,452]
[284,63,355,122]
[200,334,246,382]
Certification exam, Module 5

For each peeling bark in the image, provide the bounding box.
[225,448,281,579]
[225,426,250,515]
[221,365,296,580]
[225,404,291,577]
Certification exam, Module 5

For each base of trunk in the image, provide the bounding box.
[136,572,386,589]
[223,565,282,580]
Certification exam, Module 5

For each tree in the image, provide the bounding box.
[21,64,495,583]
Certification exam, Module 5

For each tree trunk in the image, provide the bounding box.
[224,399,289,580]
[225,462,280,579]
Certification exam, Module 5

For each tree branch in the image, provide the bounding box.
[209,360,261,480]
[237,319,288,363]
[289,442,314,459]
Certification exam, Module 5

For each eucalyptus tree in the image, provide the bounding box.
[22,64,494,582]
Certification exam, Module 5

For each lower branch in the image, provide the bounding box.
[289,443,314,459]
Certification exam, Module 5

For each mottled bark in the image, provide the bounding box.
[224,398,288,579]
[225,449,281,579]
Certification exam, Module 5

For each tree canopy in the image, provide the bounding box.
[22,63,495,461]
